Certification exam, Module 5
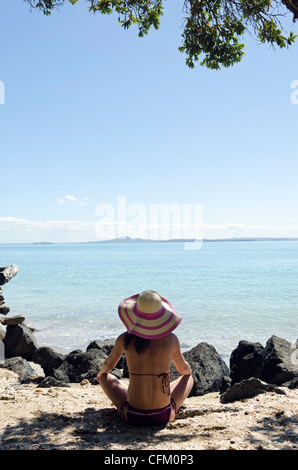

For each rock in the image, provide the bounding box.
[0,306,10,315]
[287,376,298,389]
[171,342,230,397]
[53,348,114,384]
[33,346,65,377]
[87,338,126,369]
[0,265,19,286]
[0,314,25,326]
[228,336,298,388]
[261,335,298,385]
[87,338,116,355]
[80,378,90,386]
[230,340,265,385]
[37,376,70,388]
[3,323,38,361]
[0,356,36,382]
[220,377,286,403]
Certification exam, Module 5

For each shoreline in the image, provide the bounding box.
[1,367,297,451]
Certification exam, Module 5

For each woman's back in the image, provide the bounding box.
[124,333,176,409]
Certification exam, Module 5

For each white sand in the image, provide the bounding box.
[0,368,297,450]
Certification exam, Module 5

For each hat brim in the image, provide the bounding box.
[118,293,182,339]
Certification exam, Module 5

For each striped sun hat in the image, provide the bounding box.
[118,290,182,339]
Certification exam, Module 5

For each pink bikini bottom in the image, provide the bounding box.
[120,398,178,426]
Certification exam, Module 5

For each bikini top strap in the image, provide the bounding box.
[157,372,170,396]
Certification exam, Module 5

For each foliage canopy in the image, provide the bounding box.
[24,0,298,69]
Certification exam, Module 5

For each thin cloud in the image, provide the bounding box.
[0,217,97,243]
[58,195,90,206]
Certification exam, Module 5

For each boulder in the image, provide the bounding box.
[230,340,265,385]
[171,342,230,397]
[87,338,126,369]
[33,346,65,377]
[37,376,70,388]
[87,338,116,355]
[0,356,36,383]
[3,323,38,360]
[0,265,19,286]
[220,377,286,403]
[261,335,298,385]
[0,306,10,315]
[53,348,120,384]
[287,376,298,389]
[0,315,25,326]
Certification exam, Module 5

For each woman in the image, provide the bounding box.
[97,290,194,426]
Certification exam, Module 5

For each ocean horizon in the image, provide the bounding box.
[1,239,297,361]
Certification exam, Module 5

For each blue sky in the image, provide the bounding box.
[1,0,298,242]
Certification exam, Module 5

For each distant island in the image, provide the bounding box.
[2,237,298,245]
[84,237,298,244]
[32,242,55,245]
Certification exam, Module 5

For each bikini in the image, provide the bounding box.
[120,372,178,426]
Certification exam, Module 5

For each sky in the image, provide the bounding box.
[1,0,298,243]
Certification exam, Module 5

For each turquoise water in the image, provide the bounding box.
[0,241,297,359]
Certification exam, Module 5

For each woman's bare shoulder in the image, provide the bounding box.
[152,333,179,349]
[116,332,127,341]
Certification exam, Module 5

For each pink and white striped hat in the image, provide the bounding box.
[118,290,182,339]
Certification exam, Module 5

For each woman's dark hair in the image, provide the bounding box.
[124,332,149,354]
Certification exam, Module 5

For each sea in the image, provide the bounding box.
[1,240,297,362]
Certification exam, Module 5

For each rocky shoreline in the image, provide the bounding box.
[2,322,298,401]
[1,265,298,450]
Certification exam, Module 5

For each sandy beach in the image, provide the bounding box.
[0,366,297,451]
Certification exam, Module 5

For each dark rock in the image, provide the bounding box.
[0,306,10,315]
[0,265,19,286]
[219,375,232,393]
[261,335,298,385]
[33,346,65,377]
[286,376,298,389]
[220,377,286,403]
[230,340,265,385]
[0,314,25,326]
[53,348,112,383]
[3,323,38,360]
[0,356,36,382]
[171,342,230,397]
[87,338,126,369]
[87,338,116,355]
[37,376,70,388]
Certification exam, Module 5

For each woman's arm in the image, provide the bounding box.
[172,335,192,376]
[96,333,125,382]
